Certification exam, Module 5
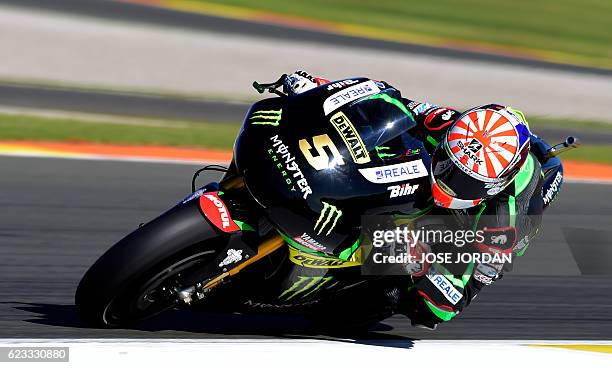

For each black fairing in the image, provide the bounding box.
[234,78,431,255]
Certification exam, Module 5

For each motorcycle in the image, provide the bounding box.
[75,76,576,328]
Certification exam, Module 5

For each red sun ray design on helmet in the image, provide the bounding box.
[446,108,520,179]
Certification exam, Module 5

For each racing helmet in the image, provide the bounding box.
[430,104,531,209]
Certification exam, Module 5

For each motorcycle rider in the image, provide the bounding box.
[281,71,564,329]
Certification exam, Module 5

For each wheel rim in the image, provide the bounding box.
[102,250,216,325]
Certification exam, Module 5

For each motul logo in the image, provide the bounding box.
[199,192,239,232]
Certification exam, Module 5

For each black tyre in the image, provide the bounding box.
[75,199,230,327]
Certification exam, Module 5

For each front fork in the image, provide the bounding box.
[176,172,285,304]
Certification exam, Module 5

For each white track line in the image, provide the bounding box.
[0,339,610,367]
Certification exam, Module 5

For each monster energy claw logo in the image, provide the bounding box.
[279,276,334,301]
[250,109,282,126]
[314,202,342,236]
[375,145,396,159]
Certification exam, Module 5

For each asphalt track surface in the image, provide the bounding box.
[1,156,612,340]
[0,83,248,123]
[2,0,611,77]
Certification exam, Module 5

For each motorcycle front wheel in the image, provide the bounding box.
[75,199,230,328]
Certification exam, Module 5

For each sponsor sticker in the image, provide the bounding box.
[414,103,435,115]
[293,232,327,252]
[199,192,240,232]
[543,171,563,205]
[426,270,463,305]
[269,135,313,199]
[182,188,206,204]
[475,227,517,254]
[387,183,419,198]
[250,108,282,126]
[358,159,428,184]
[329,111,370,164]
[473,271,493,285]
[433,158,454,176]
[288,247,361,269]
[485,180,505,196]
[323,80,380,115]
[314,202,342,236]
[218,248,243,267]
[326,79,359,91]
[476,262,501,278]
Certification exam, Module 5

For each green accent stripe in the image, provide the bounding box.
[427,135,439,147]
[393,203,434,223]
[423,299,458,321]
[338,237,362,261]
[433,263,464,288]
[508,195,516,227]
[234,220,255,231]
[365,93,414,119]
[516,244,529,257]
[472,202,487,231]
[514,154,535,195]
[462,261,474,285]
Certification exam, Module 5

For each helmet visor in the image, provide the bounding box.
[431,144,508,201]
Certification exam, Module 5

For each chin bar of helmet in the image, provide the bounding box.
[545,136,580,160]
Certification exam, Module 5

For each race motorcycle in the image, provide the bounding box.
[75,76,576,328]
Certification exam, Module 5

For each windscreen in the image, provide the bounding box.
[335,88,418,159]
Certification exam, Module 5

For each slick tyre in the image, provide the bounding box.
[75,200,229,328]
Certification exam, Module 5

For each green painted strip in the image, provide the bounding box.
[462,261,474,286]
[338,237,362,261]
[433,263,464,288]
[423,299,457,321]
[472,202,487,231]
[365,93,414,119]
[393,203,434,222]
[234,220,255,231]
[427,135,439,147]
[514,154,535,195]
[515,244,529,257]
[508,195,516,228]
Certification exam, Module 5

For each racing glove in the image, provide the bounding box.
[283,70,330,95]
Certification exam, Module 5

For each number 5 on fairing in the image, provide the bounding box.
[299,134,345,170]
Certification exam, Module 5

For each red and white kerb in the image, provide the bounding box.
[446,109,521,180]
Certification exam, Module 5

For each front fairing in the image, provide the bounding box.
[234,78,432,255]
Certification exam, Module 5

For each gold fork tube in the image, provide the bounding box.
[203,234,284,289]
